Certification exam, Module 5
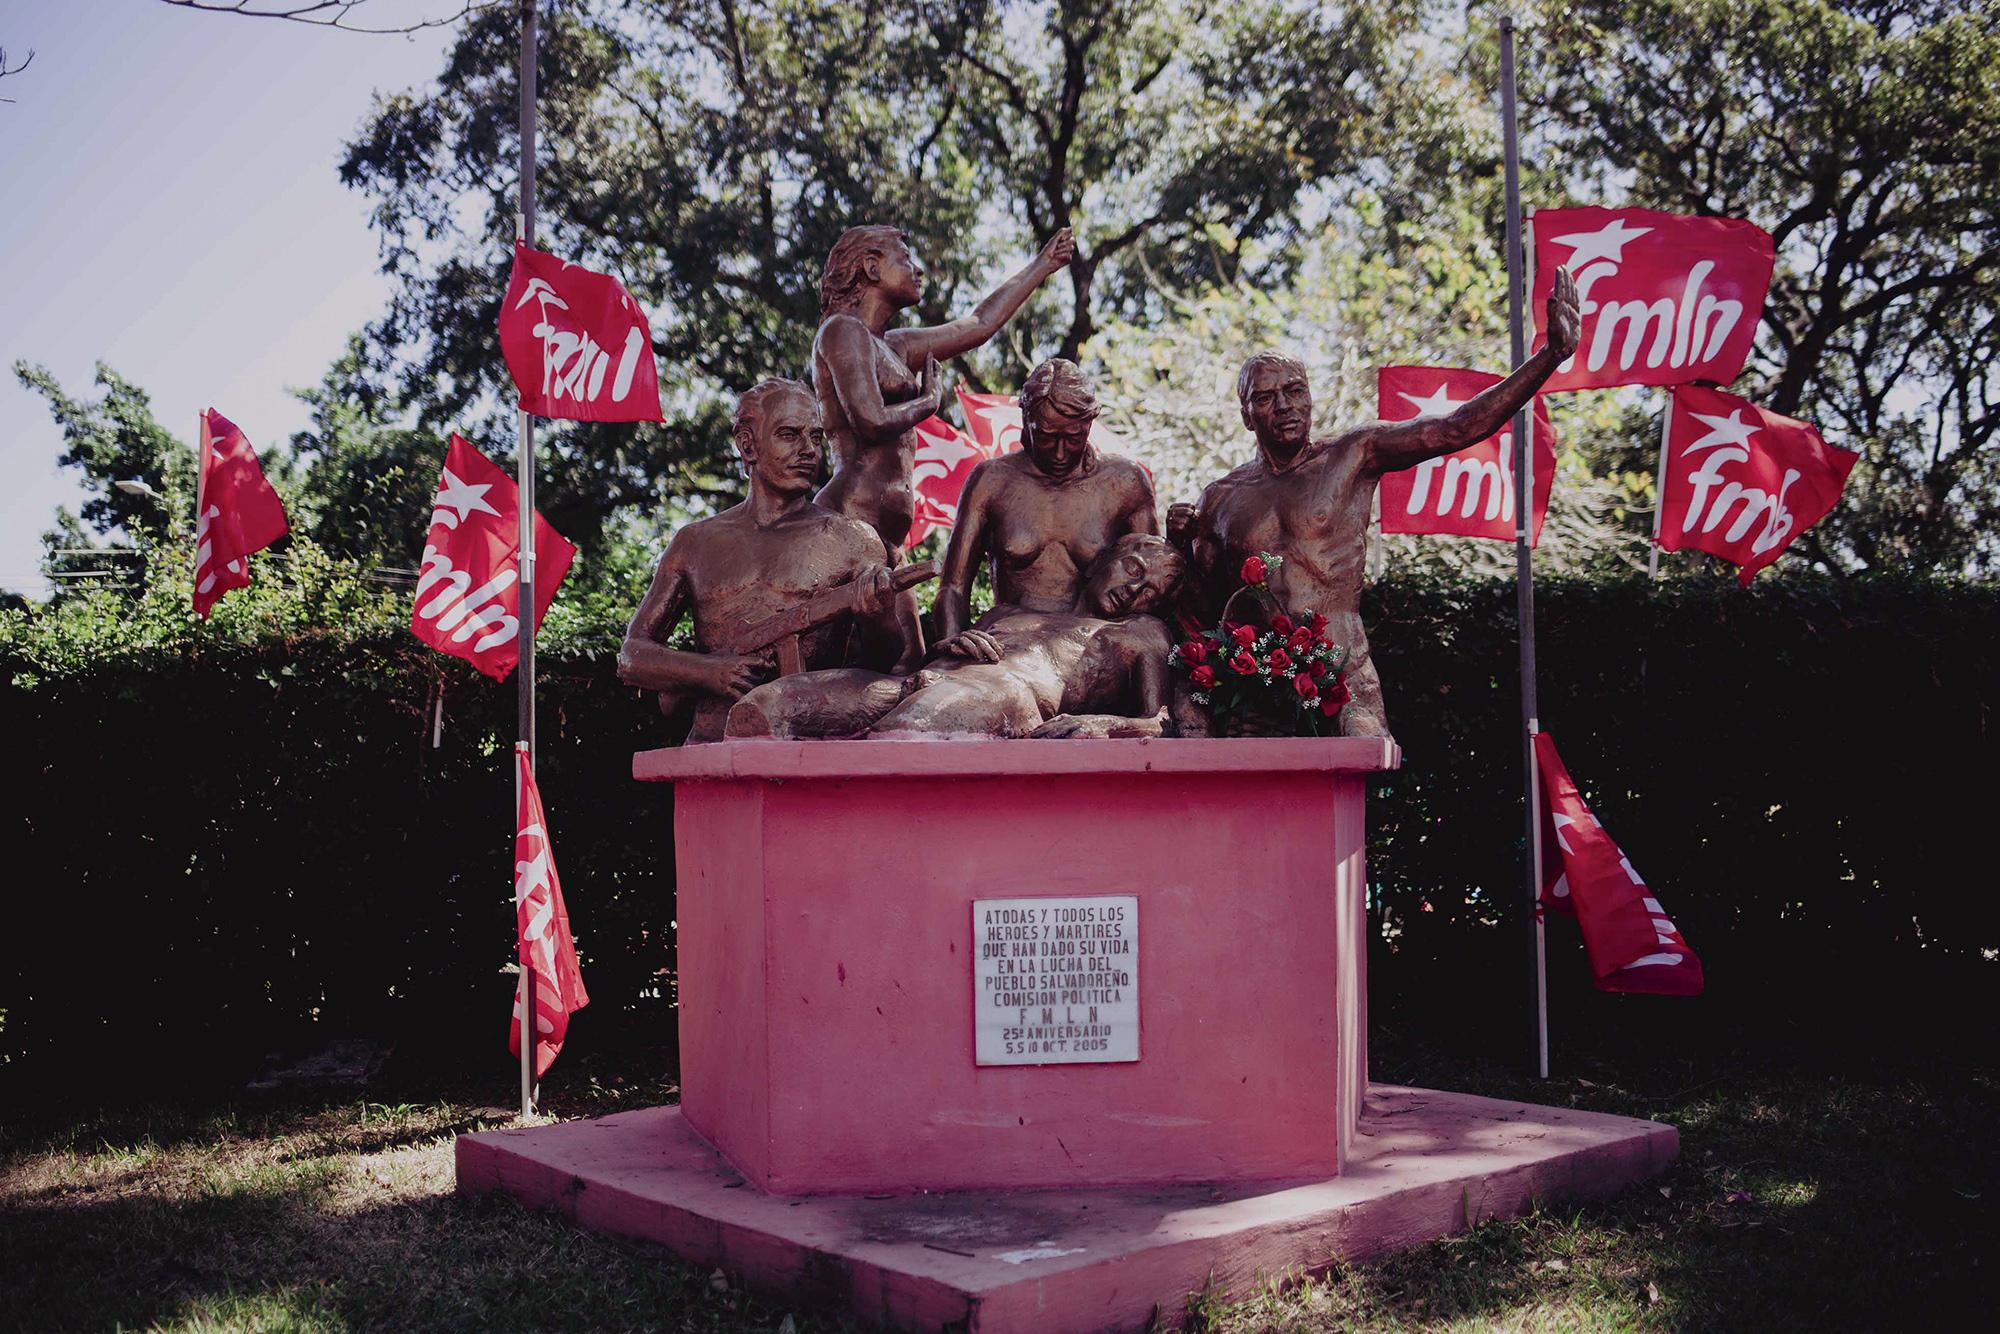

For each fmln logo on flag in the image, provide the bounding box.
[410,434,576,679]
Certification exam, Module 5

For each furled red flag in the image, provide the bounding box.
[1532,206,1775,392]
[1658,384,1857,586]
[1375,366,1558,544]
[1536,733,1703,996]
[192,409,290,618]
[509,748,588,1079]
[498,241,664,422]
[411,434,577,679]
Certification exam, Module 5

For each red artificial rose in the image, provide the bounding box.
[1240,554,1268,585]
[1309,612,1329,635]
[1178,639,1208,665]
[1229,650,1258,676]
[1314,635,1333,653]
[1229,622,1258,649]
[1319,679,1351,714]
[1293,672,1319,700]
[1271,613,1295,637]
[1287,627,1313,653]
[1268,647,1293,674]
[1191,664,1217,688]
[1309,657,1329,678]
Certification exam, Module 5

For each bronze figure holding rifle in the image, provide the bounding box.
[617,379,930,744]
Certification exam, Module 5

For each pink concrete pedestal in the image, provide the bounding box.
[635,737,1398,1195]
[456,736,1681,1329]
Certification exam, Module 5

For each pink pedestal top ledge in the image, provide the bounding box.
[634,734,1402,782]
[636,735,1400,1196]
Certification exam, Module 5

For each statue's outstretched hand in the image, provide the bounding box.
[1166,502,1198,547]
[1038,228,1076,275]
[936,628,1002,663]
[1546,265,1581,361]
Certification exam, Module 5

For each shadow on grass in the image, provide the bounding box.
[0,1167,833,1334]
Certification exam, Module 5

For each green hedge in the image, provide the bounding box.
[4,572,1995,1088]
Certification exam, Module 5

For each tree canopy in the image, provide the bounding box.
[23,0,2000,587]
[1531,0,2000,574]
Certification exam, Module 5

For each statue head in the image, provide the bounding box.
[1237,351,1312,458]
[733,379,824,498]
[1019,357,1101,481]
[1084,533,1184,619]
[819,225,923,316]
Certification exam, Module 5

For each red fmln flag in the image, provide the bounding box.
[1375,366,1557,545]
[498,241,664,422]
[1532,206,1774,392]
[1658,384,1857,586]
[903,387,1023,550]
[193,409,289,618]
[1536,733,1703,996]
[411,434,577,679]
[957,387,1025,456]
[907,415,992,549]
[509,748,588,1079]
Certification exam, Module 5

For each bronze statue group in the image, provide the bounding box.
[617,225,1582,743]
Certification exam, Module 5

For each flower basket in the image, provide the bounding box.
[1171,553,1351,738]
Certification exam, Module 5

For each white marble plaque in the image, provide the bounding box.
[973,895,1138,1066]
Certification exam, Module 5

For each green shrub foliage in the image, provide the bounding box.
[3,573,1994,1085]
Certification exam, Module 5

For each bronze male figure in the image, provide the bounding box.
[1170,269,1583,737]
[617,379,913,743]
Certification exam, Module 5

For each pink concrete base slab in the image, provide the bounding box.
[456,1084,1676,1333]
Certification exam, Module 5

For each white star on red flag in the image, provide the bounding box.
[1548,216,1653,267]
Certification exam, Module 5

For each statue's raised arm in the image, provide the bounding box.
[812,226,1073,551]
[1361,266,1582,475]
[887,229,1075,368]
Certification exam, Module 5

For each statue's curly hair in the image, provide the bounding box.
[818,225,909,317]
[1020,357,1101,425]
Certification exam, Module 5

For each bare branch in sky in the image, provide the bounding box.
[0,45,35,102]
[155,1,502,35]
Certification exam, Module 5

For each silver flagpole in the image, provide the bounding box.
[1500,13,1549,1080]
[1648,392,1675,580]
[515,0,540,1121]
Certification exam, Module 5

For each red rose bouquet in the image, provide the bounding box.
[1171,551,1351,736]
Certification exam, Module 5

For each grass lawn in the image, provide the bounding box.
[3,1029,1993,1332]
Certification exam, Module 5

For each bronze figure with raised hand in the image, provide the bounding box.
[617,379,922,744]
[726,534,1186,741]
[1170,267,1583,738]
[812,225,1075,552]
[932,357,1158,661]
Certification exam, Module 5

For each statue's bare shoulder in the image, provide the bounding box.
[1095,452,1156,497]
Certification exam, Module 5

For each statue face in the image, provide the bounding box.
[1087,538,1181,618]
[1023,400,1094,480]
[866,237,925,307]
[1241,363,1313,454]
[743,391,826,498]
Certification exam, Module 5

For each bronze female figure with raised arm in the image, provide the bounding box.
[812,224,1075,551]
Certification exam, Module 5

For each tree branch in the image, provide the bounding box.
[155,0,500,35]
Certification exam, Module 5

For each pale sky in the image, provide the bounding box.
[0,0,464,596]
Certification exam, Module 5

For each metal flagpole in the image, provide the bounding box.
[1647,393,1675,580]
[515,0,540,1121]
[1500,14,1549,1080]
